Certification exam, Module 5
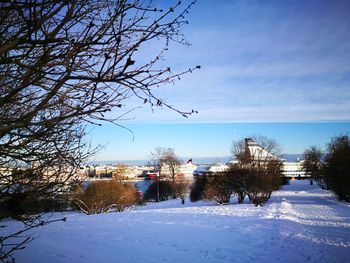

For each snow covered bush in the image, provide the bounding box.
[74,180,139,214]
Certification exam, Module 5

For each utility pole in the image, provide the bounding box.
[157,171,160,202]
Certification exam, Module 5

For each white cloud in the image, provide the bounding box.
[109,0,350,123]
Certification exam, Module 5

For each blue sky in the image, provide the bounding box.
[89,122,350,161]
[89,0,350,161]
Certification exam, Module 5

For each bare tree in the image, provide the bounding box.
[302,146,325,188]
[203,172,234,205]
[112,164,129,181]
[304,135,350,202]
[0,0,198,261]
[323,135,350,202]
[230,137,283,206]
[163,149,181,182]
[150,147,181,181]
[150,147,165,178]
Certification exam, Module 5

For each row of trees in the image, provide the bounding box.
[303,135,350,202]
[191,137,284,206]
[56,133,350,213]
[76,134,350,211]
[72,136,283,209]
[193,134,350,206]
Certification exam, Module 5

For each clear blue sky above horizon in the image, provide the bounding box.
[89,122,350,161]
[89,0,350,161]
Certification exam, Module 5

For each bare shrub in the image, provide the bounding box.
[143,178,190,203]
[302,146,325,188]
[112,164,130,182]
[303,135,350,202]
[190,175,208,202]
[0,195,67,221]
[74,180,138,214]
[226,165,249,204]
[324,135,350,202]
[171,179,191,200]
[203,173,234,205]
[143,180,174,202]
[231,137,283,206]
[0,168,72,220]
[246,173,280,206]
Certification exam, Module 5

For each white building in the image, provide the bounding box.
[192,139,309,179]
[208,163,230,173]
[282,160,308,179]
[161,159,198,179]
[245,138,282,161]
[246,138,309,178]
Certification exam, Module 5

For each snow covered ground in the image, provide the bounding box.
[5,180,350,263]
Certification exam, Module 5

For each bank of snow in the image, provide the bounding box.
[6,180,350,262]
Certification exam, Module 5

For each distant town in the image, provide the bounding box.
[82,140,308,181]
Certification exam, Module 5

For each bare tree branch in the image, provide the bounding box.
[1,1,198,261]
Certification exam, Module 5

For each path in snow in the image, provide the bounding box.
[6,180,350,263]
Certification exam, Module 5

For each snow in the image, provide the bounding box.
[4,180,350,263]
